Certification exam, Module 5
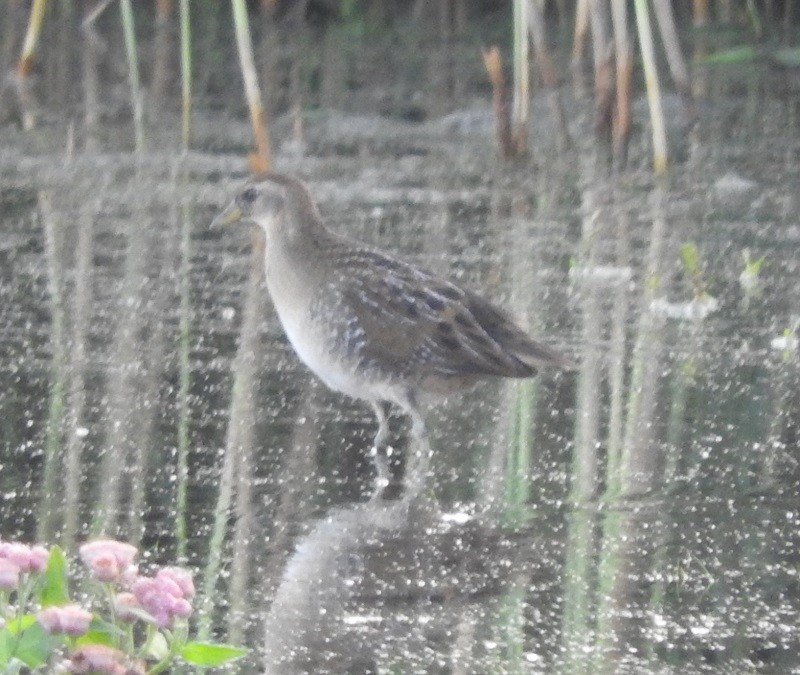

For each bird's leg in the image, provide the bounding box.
[403,393,431,498]
[369,400,392,496]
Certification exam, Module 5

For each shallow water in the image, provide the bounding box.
[1,58,800,675]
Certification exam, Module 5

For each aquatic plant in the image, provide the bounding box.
[0,540,246,673]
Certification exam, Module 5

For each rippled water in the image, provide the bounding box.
[1,92,799,673]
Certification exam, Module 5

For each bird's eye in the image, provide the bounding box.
[239,187,257,204]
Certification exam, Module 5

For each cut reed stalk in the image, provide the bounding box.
[610,0,633,167]
[526,0,570,150]
[482,46,514,159]
[18,0,47,76]
[231,0,271,172]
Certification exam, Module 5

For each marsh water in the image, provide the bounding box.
[2,6,800,675]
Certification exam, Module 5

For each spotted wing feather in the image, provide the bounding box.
[323,246,556,385]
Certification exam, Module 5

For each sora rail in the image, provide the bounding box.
[213,173,569,484]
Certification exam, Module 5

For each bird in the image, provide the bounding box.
[213,173,570,492]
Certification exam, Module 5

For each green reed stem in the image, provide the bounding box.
[174,185,192,565]
[179,0,192,149]
[511,0,529,153]
[632,0,667,174]
[119,0,145,151]
[174,0,193,566]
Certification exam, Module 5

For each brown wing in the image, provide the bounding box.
[321,246,560,385]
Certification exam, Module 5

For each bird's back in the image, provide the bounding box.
[310,237,567,397]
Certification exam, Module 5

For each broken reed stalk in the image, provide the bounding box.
[610,0,633,167]
[652,0,695,119]
[526,0,570,151]
[632,0,668,174]
[17,0,47,76]
[119,0,145,151]
[571,0,590,79]
[231,0,272,172]
[15,0,48,129]
[587,0,614,139]
[482,46,515,159]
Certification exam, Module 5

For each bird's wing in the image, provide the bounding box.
[324,249,544,381]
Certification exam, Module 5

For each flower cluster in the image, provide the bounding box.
[37,605,93,636]
[130,567,195,629]
[79,540,196,631]
[79,539,137,584]
[0,538,245,674]
[0,541,49,589]
[66,644,141,675]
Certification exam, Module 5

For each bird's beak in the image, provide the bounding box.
[211,202,243,228]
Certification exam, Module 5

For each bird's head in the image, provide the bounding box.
[212,173,323,247]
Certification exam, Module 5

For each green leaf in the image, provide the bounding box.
[680,242,701,276]
[4,614,38,635]
[11,622,56,668]
[696,45,758,65]
[39,546,69,607]
[746,256,765,275]
[180,641,248,667]
[0,627,12,666]
[74,618,124,649]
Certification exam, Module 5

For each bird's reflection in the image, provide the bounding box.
[262,495,524,674]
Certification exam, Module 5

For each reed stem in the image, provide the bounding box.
[632,0,668,174]
[119,0,145,151]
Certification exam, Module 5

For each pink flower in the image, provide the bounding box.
[156,567,195,598]
[79,540,138,583]
[0,559,20,589]
[37,605,93,636]
[171,597,192,619]
[131,571,194,629]
[67,644,142,674]
[28,545,50,573]
[0,542,48,573]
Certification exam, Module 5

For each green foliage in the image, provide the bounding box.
[1,616,57,669]
[39,546,69,607]
[680,241,710,299]
[9,622,54,668]
[75,616,124,648]
[181,641,250,666]
[680,242,701,277]
[742,250,765,276]
[697,45,758,65]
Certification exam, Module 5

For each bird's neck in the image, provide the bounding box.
[263,213,333,293]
